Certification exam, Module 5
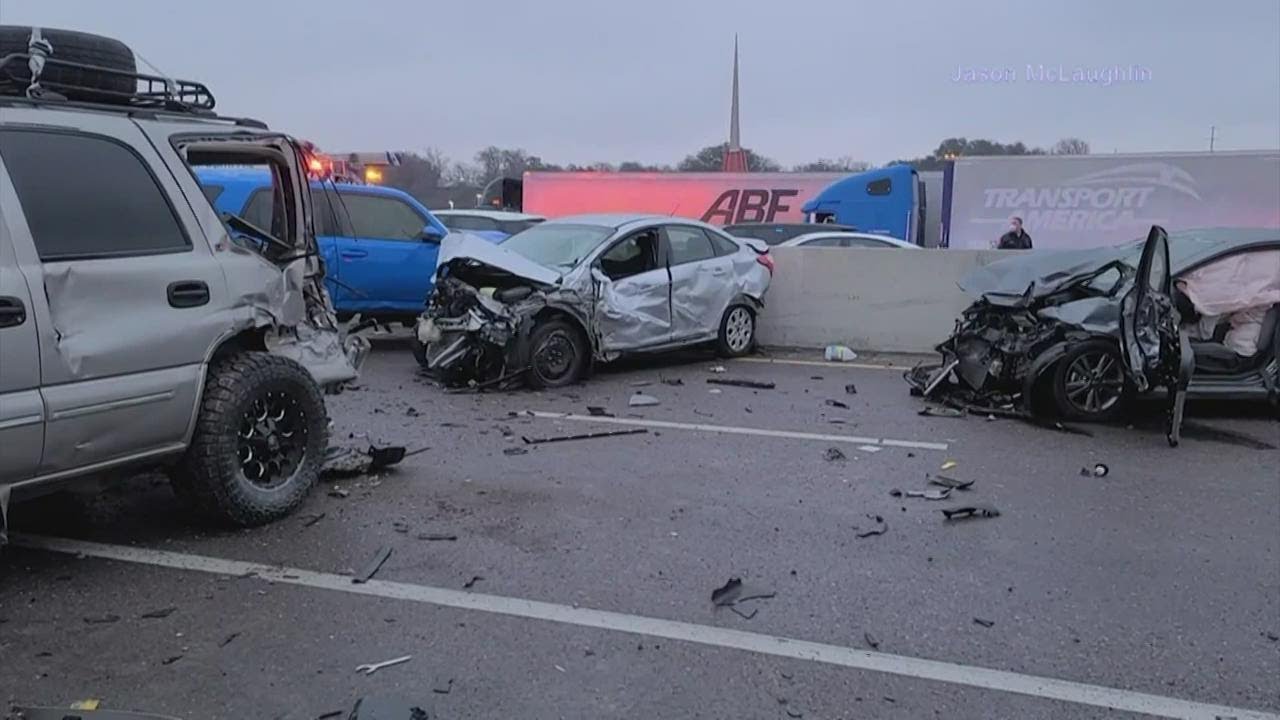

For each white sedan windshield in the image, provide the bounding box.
[500,223,613,270]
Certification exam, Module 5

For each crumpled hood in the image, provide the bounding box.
[436,231,562,286]
[959,246,1137,302]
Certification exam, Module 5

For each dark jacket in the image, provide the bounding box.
[998,229,1033,249]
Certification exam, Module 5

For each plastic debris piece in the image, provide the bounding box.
[919,406,965,418]
[347,696,429,720]
[711,578,776,616]
[845,383,858,395]
[432,678,454,694]
[463,575,483,589]
[629,393,660,407]
[392,521,410,534]
[707,378,776,390]
[905,488,952,501]
[854,514,887,538]
[352,546,393,584]
[973,617,995,628]
[503,447,529,456]
[941,505,1001,521]
[823,447,847,462]
[327,487,350,499]
[940,460,958,470]
[708,365,727,373]
[1080,463,1109,477]
[586,406,613,417]
[301,512,326,527]
[417,533,457,541]
[521,428,648,444]
[139,607,177,620]
[858,445,881,453]
[69,700,101,710]
[161,655,183,665]
[825,398,849,409]
[863,631,881,649]
[355,655,413,675]
[929,474,974,491]
[83,614,121,625]
[661,377,685,386]
[824,345,858,362]
[219,632,240,647]
[889,489,903,497]
[708,388,722,394]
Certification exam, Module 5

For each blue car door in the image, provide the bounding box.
[331,189,442,315]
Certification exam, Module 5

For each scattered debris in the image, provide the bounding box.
[301,512,326,527]
[707,378,776,390]
[521,428,649,445]
[405,406,419,417]
[327,487,350,499]
[929,474,974,491]
[823,447,847,462]
[161,654,183,665]
[346,696,429,719]
[1263,631,1279,642]
[858,445,882,453]
[787,710,804,718]
[889,489,903,497]
[661,377,685,386]
[824,345,858,362]
[554,664,566,673]
[941,505,1001,521]
[905,488,953,501]
[219,632,240,647]
[139,607,177,620]
[503,447,529,456]
[630,380,654,387]
[863,631,881,650]
[629,393,660,407]
[919,406,965,418]
[711,577,776,620]
[432,678,454,694]
[844,383,858,395]
[824,398,849,409]
[708,365,727,373]
[392,521,410,533]
[352,546,393,584]
[463,575,484,589]
[708,388,722,394]
[940,460,958,470]
[355,654,413,675]
[83,614,121,625]
[973,617,995,628]
[586,406,614,417]
[322,443,409,478]
[1080,463,1109,477]
[810,375,824,380]
[317,712,344,720]
[69,700,100,710]
[417,533,458,541]
[854,514,887,538]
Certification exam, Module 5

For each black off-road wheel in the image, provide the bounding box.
[715,304,757,358]
[1051,340,1131,422]
[171,353,328,526]
[526,318,588,389]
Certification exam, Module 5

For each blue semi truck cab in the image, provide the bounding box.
[801,165,926,246]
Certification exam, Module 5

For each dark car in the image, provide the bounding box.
[907,227,1280,446]
[724,222,859,245]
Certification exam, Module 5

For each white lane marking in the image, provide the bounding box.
[737,357,913,371]
[12,534,1275,720]
[527,411,949,451]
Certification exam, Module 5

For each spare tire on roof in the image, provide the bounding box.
[0,25,136,99]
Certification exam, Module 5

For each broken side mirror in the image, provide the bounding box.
[419,226,445,244]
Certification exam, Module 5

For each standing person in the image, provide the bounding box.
[997,216,1033,249]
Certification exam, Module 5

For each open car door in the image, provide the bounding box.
[1120,225,1192,446]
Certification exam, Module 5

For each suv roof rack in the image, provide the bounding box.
[0,51,216,112]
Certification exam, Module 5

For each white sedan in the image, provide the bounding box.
[777,231,920,249]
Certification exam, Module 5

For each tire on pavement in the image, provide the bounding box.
[171,353,328,526]
[526,317,588,389]
[0,26,137,99]
[716,304,757,358]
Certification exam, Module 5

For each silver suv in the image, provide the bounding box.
[0,27,365,538]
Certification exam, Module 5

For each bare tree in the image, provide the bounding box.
[793,156,871,172]
[1051,137,1091,155]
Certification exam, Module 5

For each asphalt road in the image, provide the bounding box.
[2,343,1277,720]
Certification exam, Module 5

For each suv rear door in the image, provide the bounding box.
[0,113,226,477]
[0,182,43,484]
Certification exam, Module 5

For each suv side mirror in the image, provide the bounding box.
[419,226,445,244]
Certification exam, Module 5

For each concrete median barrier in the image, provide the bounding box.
[757,247,1016,353]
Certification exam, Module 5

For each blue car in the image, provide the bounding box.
[195,167,448,320]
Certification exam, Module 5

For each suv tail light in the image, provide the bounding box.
[756,252,775,275]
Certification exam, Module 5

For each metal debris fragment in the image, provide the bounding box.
[711,577,776,619]
[928,474,974,491]
[503,447,529,456]
[416,533,457,541]
[327,487,350,499]
[463,575,483,589]
[433,678,454,694]
[825,398,849,409]
[973,617,995,628]
[521,428,648,445]
[139,607,177,620]
[629,393,660,407]
[352,546,393,584]
[219,632,240,647]
[586,406,614,417]
[940,460,958,470]
[355,654,413,675]
[905,488,953,500]
[863,631,881,649]
[941,505,1001,521]
[707,378,776,390]
[854,514,887,538]
[823,447,847,462]
[845,383,858,394]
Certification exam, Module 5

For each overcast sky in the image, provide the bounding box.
[5,0,1279,167]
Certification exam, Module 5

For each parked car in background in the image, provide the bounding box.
[724,222,859,245]
[0,25,364,534]
[907,227,1280,445]
[414,214,773,388]
[197,168,448,323]
[433,209,545,242]
[778,231,921,249]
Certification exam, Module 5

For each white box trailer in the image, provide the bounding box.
[941,151,1280,249]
